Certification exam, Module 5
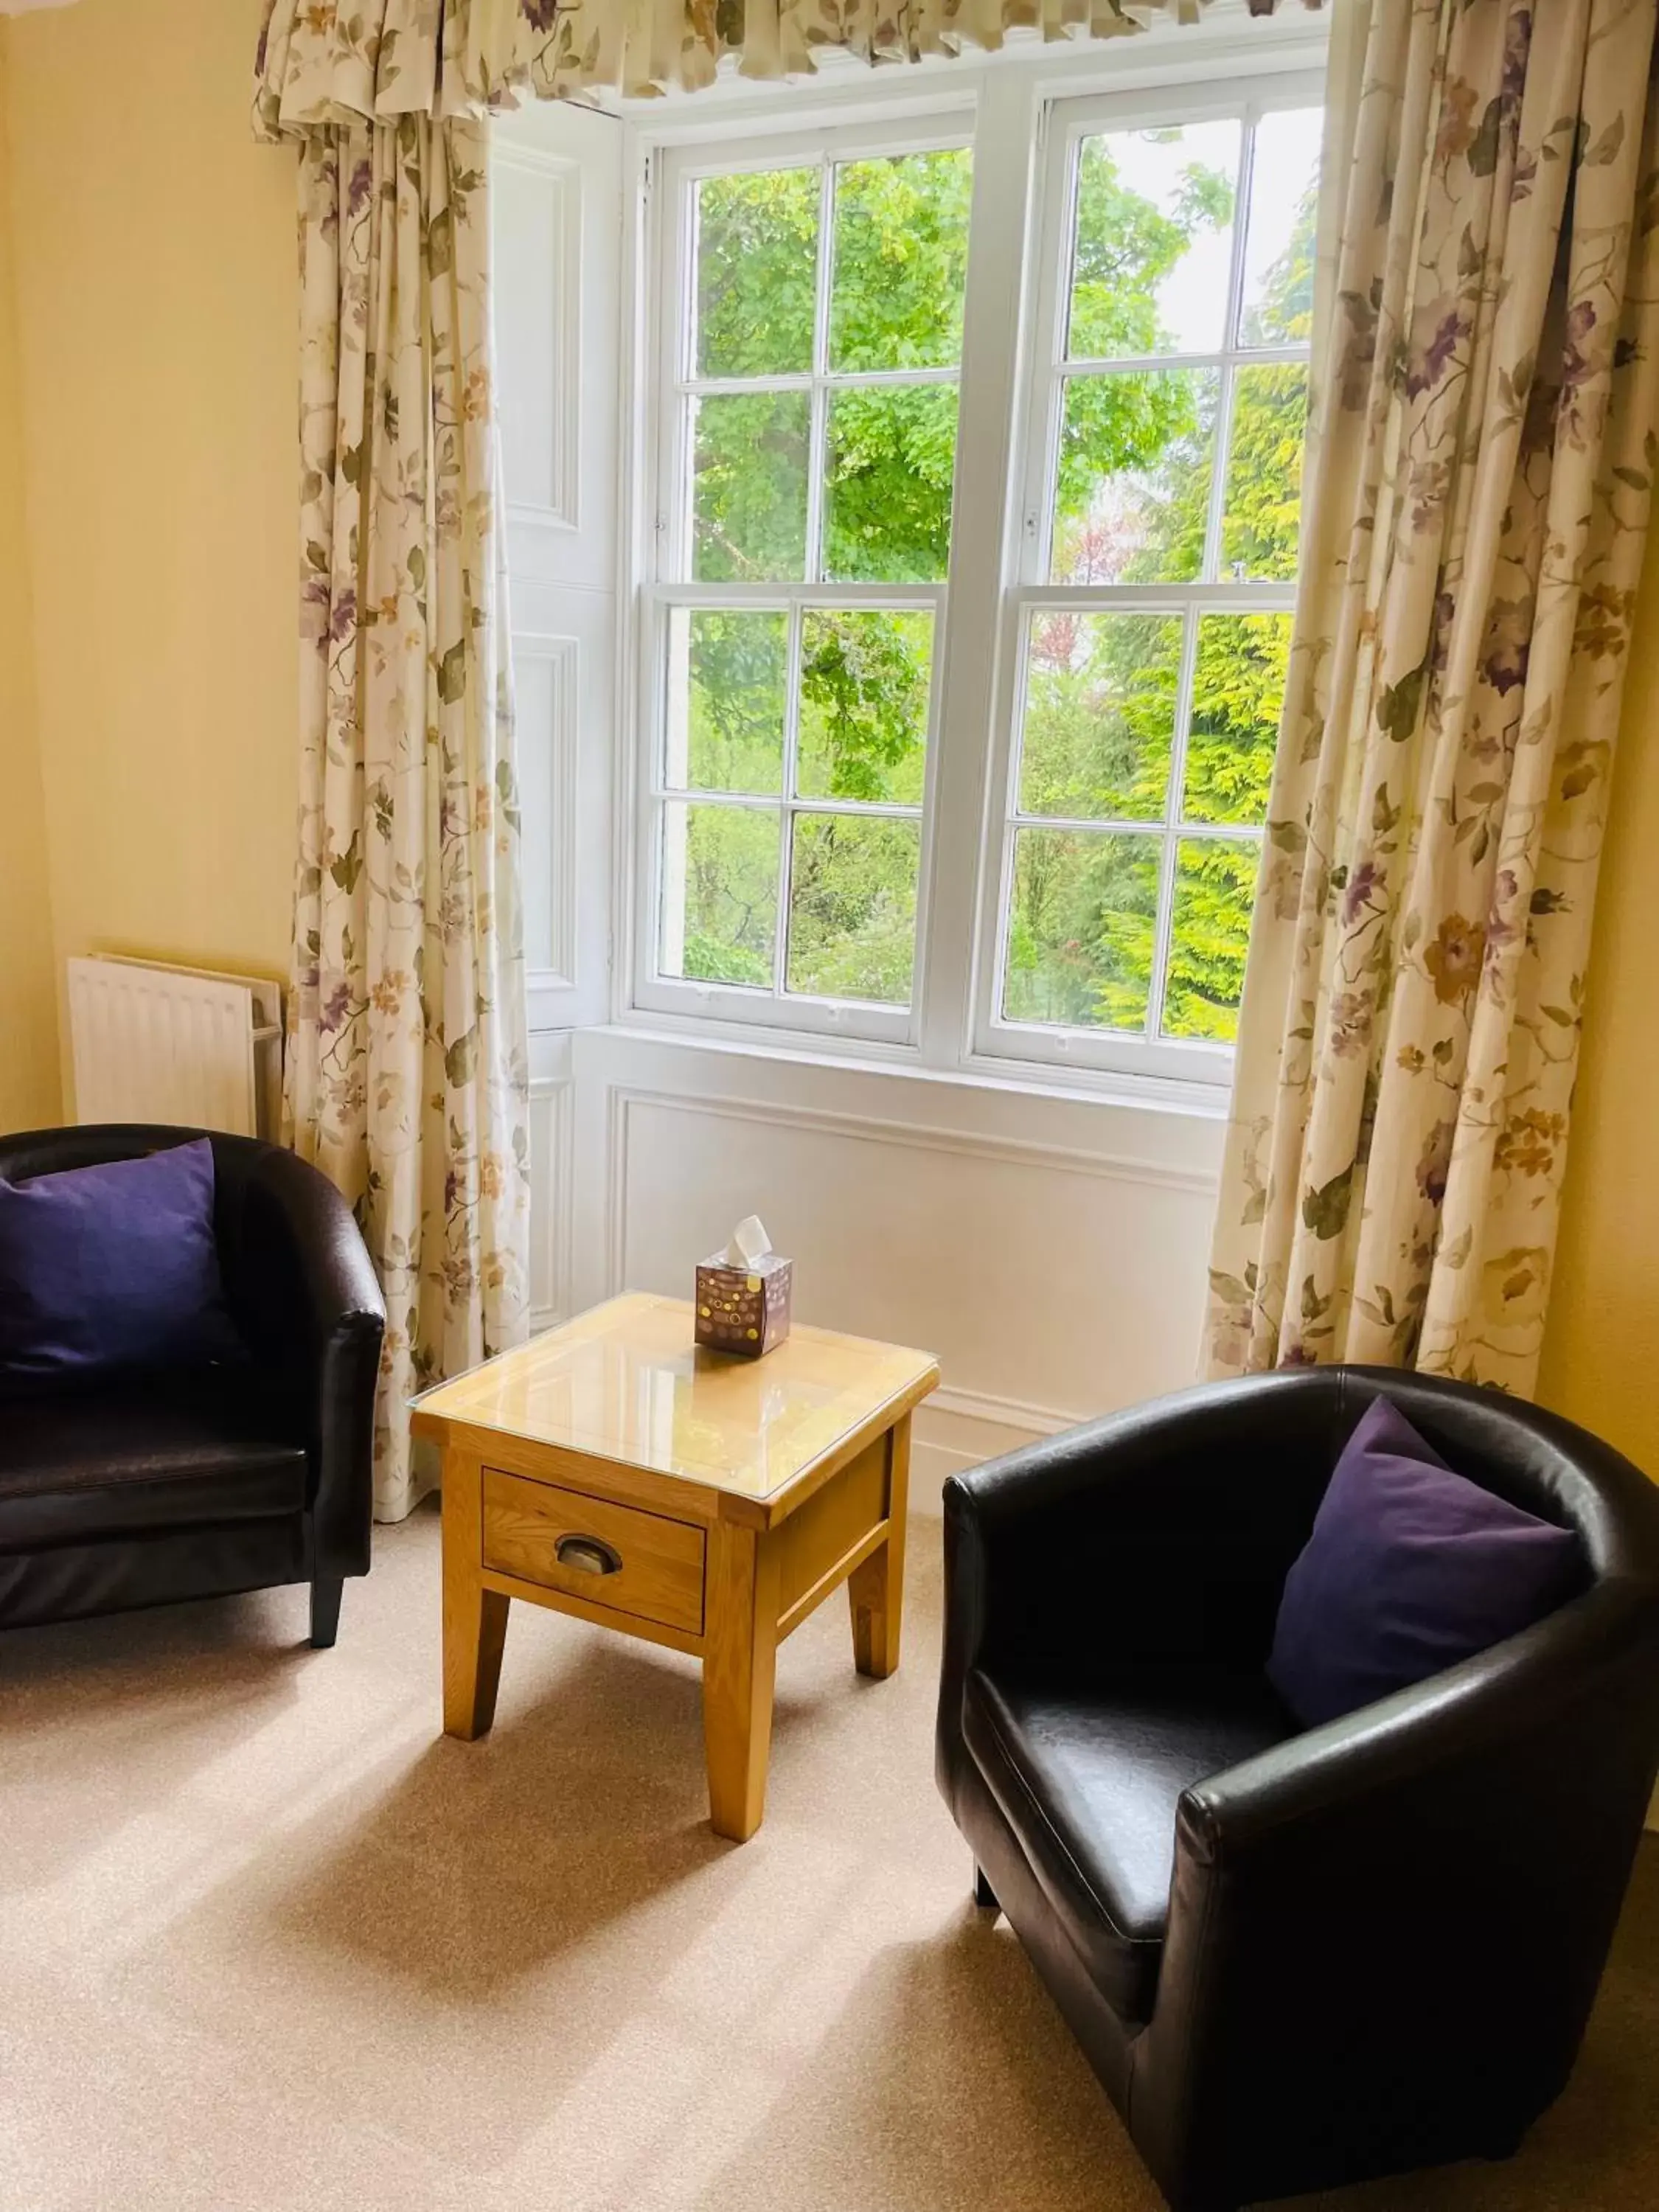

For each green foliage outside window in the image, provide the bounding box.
[679,153,968,1004]
[671,133,1315,1033]
[1014,142,1315,1042]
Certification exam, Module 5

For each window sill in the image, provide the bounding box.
[572,1011,1233,1122]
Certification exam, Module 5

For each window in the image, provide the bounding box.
[641,126,970,1043]
[633,60,1325,1083]
[990,94,1322,1069]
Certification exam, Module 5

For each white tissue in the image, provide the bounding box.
[724,1214,772,1267]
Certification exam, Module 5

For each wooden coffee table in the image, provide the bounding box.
[411,1293,939,1841]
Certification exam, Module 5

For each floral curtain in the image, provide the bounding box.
[254,0,1321,128]
[285,118,530,1521]
[1206,0,1659,1392]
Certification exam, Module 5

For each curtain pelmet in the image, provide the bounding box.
[254,0,1323,135]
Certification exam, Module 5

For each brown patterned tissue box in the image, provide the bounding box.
[696,1217,792,1358]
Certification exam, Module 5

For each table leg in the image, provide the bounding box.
[703,1517,781,1842]
[442,1449,509,1740]
[848,1414,910,1680]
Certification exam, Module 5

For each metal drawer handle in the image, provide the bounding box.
[556,1534,623,1577]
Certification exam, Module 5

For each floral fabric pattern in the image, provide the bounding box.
[254,0,1321,131]
[1206,0,1659,1394]
[287,118,530,1520]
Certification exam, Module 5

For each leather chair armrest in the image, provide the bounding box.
[223,1150,385,1578]
[1177,1582,1658,1861]
[1135,1582,1659,2207]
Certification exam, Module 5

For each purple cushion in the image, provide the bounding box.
[0,1139,244,1381]
[1267,1394,1582,1727]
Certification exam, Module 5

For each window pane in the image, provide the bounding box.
[1068,122,1240,361]
[1018,611,1181,823]
[660,801,779,989]
[824,384,959,582]
[830,149,973,372]
[1239,109,1322,347]
[692,391,810,581]
[1220,364,1307,581]
[1164,836,1258,1042]
[786,814,919,1005]
[1051,368,1218,585]
[695,167,818,380]
[665,609,787,796]
[798,610,932,805]
[1002,827,1160,1032]
[1184,613,1291,827]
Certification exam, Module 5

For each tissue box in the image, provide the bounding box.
[695,1251,793,1359]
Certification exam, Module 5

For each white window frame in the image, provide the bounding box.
[616,17,1329,1099]
[633,111,973,1048]
[975,66,1325,1085]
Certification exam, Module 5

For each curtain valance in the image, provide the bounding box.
[254,0,1321,138]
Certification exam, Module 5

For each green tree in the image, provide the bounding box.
[677,139,1315,1029]
[1015,170,1316,1038]
[684,155,969,998]
[1153,189,1313,1037]
[1055,138,1232,548]
[692,153,972,585]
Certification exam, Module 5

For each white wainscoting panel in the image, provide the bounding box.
[493,142,580,530]
[601,1083,1215,1415]
[563,1028,1225,1499]
[528,1032,574,1332]
[495,100,622,1035]
[513,633,579,986]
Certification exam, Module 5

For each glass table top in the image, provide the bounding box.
[411,1293,939,1501]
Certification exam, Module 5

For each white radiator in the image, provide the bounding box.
[67,956,284,1139]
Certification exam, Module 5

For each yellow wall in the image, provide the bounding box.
[2,0,296,1078]
[0,25,60,1131]
[1538,530,1659,1479]
[0,0,1652,1468]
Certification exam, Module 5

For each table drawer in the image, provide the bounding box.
[481,1470,706,1637]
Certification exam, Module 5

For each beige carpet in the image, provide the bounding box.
[1,1503,1654,2212]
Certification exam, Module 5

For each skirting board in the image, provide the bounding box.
[910,1387,1076,1510]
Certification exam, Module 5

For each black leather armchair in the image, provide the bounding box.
[0,1124,384,1647]
[937,1366,1659,2212]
